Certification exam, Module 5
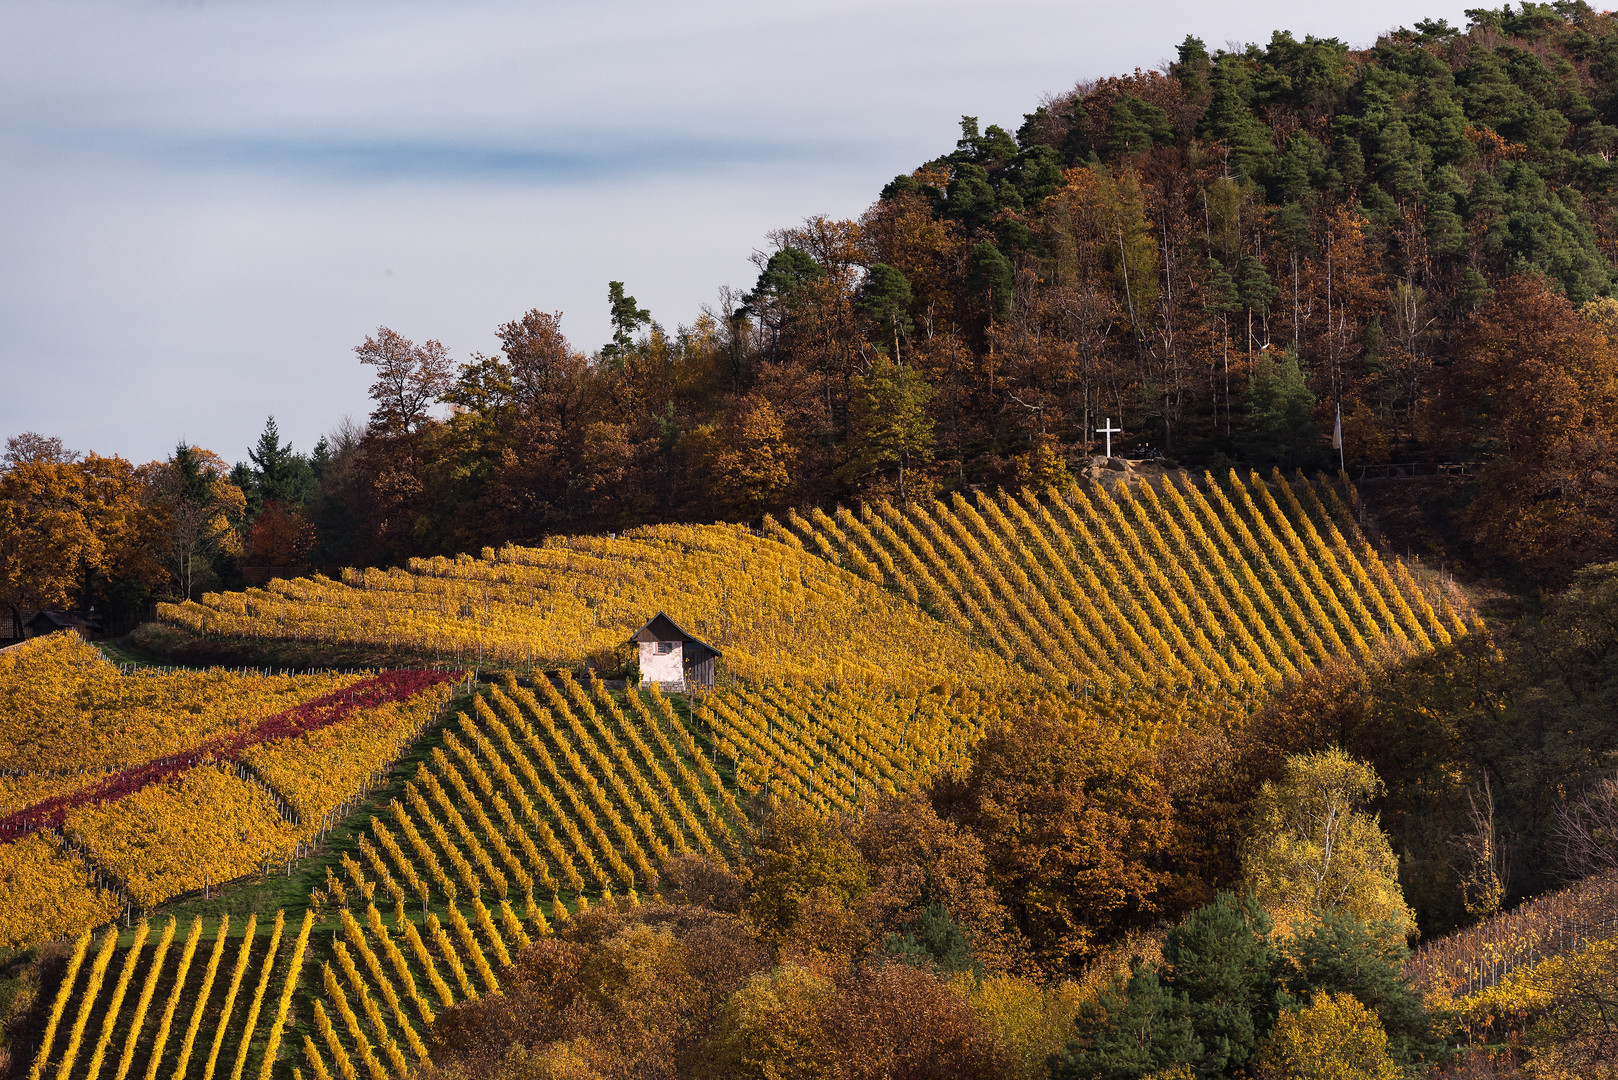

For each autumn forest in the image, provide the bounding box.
[264,3,1618,588]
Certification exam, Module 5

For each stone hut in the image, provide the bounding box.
[629,612,720,691]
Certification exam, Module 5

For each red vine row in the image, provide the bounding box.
[0,669,463,843]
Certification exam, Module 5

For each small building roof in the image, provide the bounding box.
[25,610,101,631]
[629,612,722,659]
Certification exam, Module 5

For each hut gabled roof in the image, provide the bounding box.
[629,612,722,659]
[25,610,100,632]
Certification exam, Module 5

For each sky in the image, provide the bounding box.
[0,0,1477,465]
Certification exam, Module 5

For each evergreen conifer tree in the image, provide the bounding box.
[1056,894,1283,1080]
[1284,913,1443,1068]
[1161,893,1283,1076]
[245,417,314,509]
[1238,350,1318,466]
[1055,966,1200,1080]
[881,898,979,978]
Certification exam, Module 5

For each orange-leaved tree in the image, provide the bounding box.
[0,453,100,639]
[850,795,1024,976]
[937,704,1176,977]
[1436,274,1618,581]
[0,443,167,637]
[243,503,317,567]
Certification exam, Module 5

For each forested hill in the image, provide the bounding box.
[828,3,1618,579]
[23,5,1618,636]
[293,2,1618,585]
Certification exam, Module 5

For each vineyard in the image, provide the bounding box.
[775,470,1467,688]
[1405,871,1618,1006]
[25,895,542,1080]
[9,472,1493,1080]
[7,617,1011,1078]
[337,668,996,909]
[18,663,1004,1080]
[0,635,366,800]
[26,912,319,1080]
[155,523,1018,692]
[0,636,462,949]
[156,473,1469,692]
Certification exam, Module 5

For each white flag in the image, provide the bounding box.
[1332,403,1343,450]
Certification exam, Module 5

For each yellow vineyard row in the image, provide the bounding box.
[0,640,459,949]
[771,471,1469,688]
[28,666,995,1080]
[158,523,1016,692]
[158,475,1466,693]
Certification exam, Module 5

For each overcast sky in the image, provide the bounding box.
[1,0,1475,465]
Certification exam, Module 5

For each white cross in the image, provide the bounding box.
[1096,417,1122,459]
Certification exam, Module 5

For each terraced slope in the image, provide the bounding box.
[1406,872,1618,1004]
[28,473,1482,1080]
[0,636,460,950]
[25,668,997,1080]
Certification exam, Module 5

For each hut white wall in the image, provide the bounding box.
[639,640,685,687]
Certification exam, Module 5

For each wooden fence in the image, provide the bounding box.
[1404,872,1618,999]
[1358,462,1477,482]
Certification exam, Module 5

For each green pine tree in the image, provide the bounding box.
[858,264,914,363]
[1238,349,1319,467]
[881,898,979,978]
[601,281,652,368]
[1284,912,1445,1069]
[1199,55,1275,182]
[968,242,1014,323]
[1106,95,1174,157]
[1236,256,1279,352]
[309,436,332,481]
[1056,894,1283,1080]
[1174,36,1212,100]
[1160,893,1283,1076]
[743,247,824,330]
[1054,965,1201,1080]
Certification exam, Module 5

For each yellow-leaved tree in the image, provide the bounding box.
[955,973,1086,1080]
[696,394,799,514]
[699,965,836,1080]
[1518,939,1618,1078]
[1242,749,1414,939]
[1256,992,1400,1080]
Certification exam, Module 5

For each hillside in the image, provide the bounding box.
[23,6,1618,652]
[211,3,1618,592]
[1,467,1495,1079]
[150,473,1467,691]
[0,635,461,949]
